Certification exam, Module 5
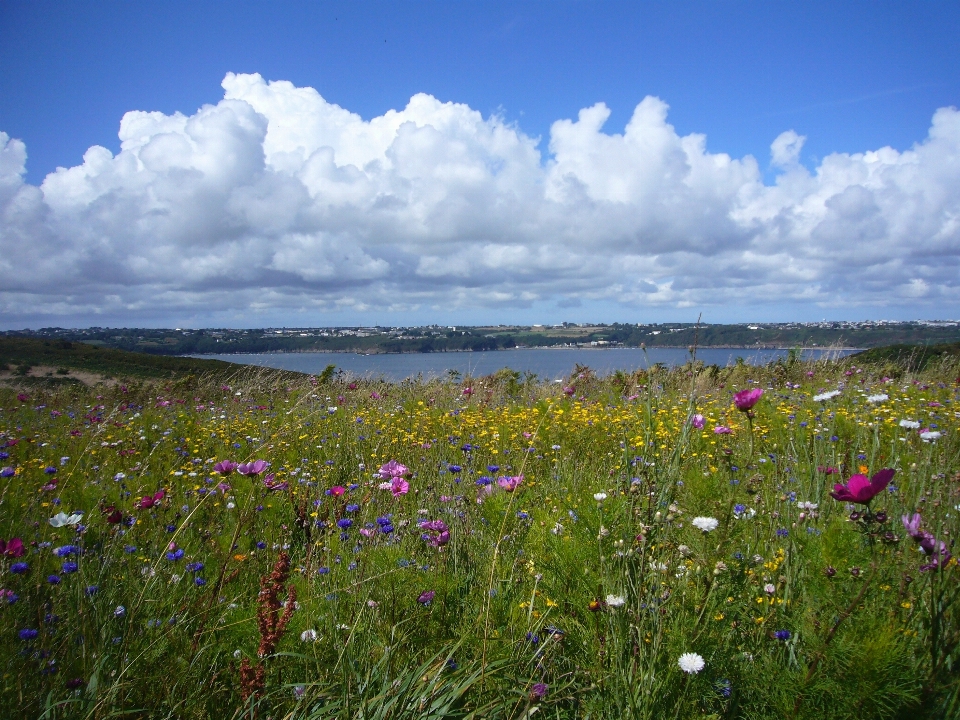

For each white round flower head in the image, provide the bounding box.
[300,629,318,643]
[594,492,608,502]
[678,652,705,674]
[605,594,626,608]
[813,390,842,402]
[899,419,920,429]
[866,394,888,403]
[692,516,719,532]
[920,430,942,442]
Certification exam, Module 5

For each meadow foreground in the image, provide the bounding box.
[0,358,958,719]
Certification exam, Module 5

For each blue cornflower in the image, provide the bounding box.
[186,562,204,573]
[317,567,330,575]
[10,562,29,574]
[517,511,529,520]
[776,528,789,538]
[774,630,791,641]
[19,628,39,641]
[123,545,137,553]
[61,562,79,574]
[165,548,185,561]
[448,465,462,473]
[337,518,353,529]
[487,465,499,472]
[54,545,79,557]
[345,504,359,513]
[194,577,206,586]
[85,586,98,596]
[734,504,747,514]
[47,575,61,584]
[256,541,266,550]
[44,466,57,474]
[475,476,492,486]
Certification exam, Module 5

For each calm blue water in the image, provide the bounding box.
[191,347,857,381]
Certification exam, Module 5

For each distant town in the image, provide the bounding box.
[3,320,959,356]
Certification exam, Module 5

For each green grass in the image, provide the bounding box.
[0,337,238,381]
[0,355,958,718]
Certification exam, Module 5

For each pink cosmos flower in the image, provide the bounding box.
[378,460,409,479]
[733,388,763,411]
[359,528,375,538]
[237,460,268,476]
[830,468,895,505]
[817,466,840,475]
[213,460,238,475]
[497,475,522,492]
[328,486,346,497]
[713,426,732,435]
[902,513,923,540]
[370,391,381,400]
[462,387,473,396]
[689,414,705,429]
[378,477,409,497]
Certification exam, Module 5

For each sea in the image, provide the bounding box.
[189,346,858,382]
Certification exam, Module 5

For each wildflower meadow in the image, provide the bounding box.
[1,355,959,719]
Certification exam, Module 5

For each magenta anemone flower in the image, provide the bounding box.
[0,537,25,557]
[830,468,895,505]
[213,460,238,475]
[733,388,763,411]
[689,414,705,429]
[237,460,268,476]
[328,485,346,497]
[497,475,522,492]
[713,426,732,435]
[378,460,409,479]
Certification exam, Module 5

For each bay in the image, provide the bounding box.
[190,346,858,382]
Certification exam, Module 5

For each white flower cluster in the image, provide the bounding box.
[813,390,842,402]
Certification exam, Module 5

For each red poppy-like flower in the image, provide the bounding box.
[733,388,763,411]
[830,469,895,505]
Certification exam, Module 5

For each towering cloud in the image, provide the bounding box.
[2,72,959,323]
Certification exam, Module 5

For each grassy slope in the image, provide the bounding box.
[0,336,239,380]
[852,341,960,372]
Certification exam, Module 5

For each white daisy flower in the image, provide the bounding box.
[692,516,719,532]
[866,394,888,403]
[678,652,705,674]
[605,594,626,608]
[813,390,842,402]
[594,492,608,502]
[899,419,920,429]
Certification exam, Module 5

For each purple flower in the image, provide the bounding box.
[53,545,79,557]
[47,575,61,584]
[830,469,895,505]
[774,630,791,641]
[417,590,436,605]
[531,682,548,699]
[61,562,78,574]
[194,577,206,586]
[733,388,763,411]
[689,414,705,429]
[213,460,238,475]
[186,562,204,573]
[237,460,268,476]
[18,628,38,641]
[337,518,353,529]
[902,513,923,540]
[1,467,15,478]
[10,562,29,574]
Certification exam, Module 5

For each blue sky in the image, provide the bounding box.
[2,1,960,328]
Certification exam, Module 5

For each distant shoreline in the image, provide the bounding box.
[186,345,863,357]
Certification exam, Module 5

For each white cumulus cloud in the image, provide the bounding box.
[2,72,960,325]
